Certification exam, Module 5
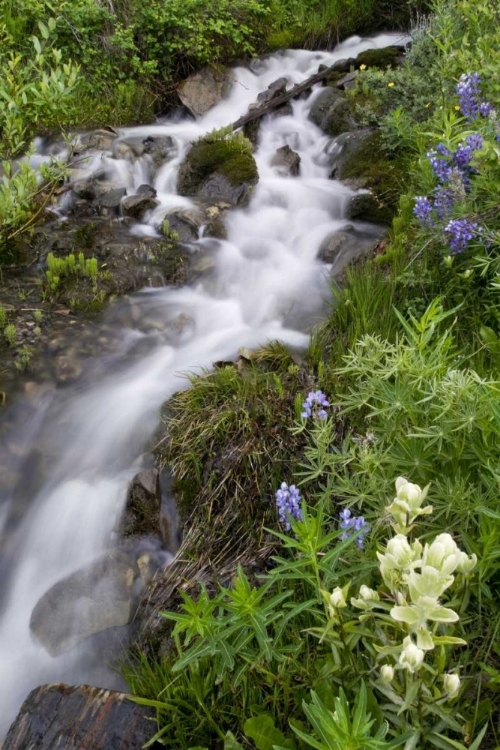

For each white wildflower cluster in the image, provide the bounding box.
[329,477,477,701]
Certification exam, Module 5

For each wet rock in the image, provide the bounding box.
[356,46,403,70]
[142,136,176,165]
[30,551,138,656]
[346,191,392,225]
[205,205,228,239]
[178,66,230,117]
[123,469,161,538]
[3,683,159,750]
[137,184,157,198]
[162,209,203,244]
[257,77,288,104]
[318,225,386,274]
[271,145,301,177]
[72,178,98,201]
[98,186,127,209]
[84,128,118,151]
[122,193,160,220]
[332,129,403,224]
[177,136,258,206]
[336,70,358,90]
[319,58,356,76]
[308,87,356,137]
[271,102,293,118]
[53,353,83,384]
[328,129,377,180]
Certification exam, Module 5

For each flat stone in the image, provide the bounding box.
[3,683,159,750]
[30,551,138,656]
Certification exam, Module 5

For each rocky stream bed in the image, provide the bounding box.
[0,32,408,747]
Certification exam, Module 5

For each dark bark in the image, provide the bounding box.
[229,58,355,132]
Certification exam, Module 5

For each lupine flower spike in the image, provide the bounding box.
[301,390,329,420]
[275,482,303,530]
[339,508,369,549]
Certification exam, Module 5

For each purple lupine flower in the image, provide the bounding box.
[413,196,434,226]
[427,150,452,182]
[456,73,482,120]
[436,143,452,156]
[275,482,303,530]
[466,133,484,151]
[339,508,369,549]
[453,143,474,170]
[479,102,493,117]
[445,218,479,254]
[433,185,455,219]
[302,389,330,420]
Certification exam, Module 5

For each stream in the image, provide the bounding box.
[0,31,407,735]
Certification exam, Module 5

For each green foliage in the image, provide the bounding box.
[42,251,106,302]
[3,323,16,345]
[0,25,80,156]
[158,344,312,531]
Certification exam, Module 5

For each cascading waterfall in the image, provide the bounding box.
[0,32,407,734]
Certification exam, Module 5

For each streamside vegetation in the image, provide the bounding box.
[125,1,500,748]
[0,0,422,258]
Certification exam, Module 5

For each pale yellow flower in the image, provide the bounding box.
[387,82,395,88]
[360,64,367,70]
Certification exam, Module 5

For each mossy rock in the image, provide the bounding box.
[177,136,258,206]
[356,46,401,70]
[346,193,393,225]
[309,87,358,137]
[338,132,406,223]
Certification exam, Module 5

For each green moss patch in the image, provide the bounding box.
[177,136,258,196]
[356,46,401,70]
[341,132,406,220]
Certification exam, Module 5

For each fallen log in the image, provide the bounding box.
[229,57,356,132]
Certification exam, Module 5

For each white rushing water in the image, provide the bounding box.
[0,32,408,734]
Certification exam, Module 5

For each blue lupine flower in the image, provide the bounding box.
[427,150,452,182]
[453,143,474,170]
[413,196,434,226]
[433,185,455,219]
[479,102,493,117]
[339,508,369,549]
[275,482,303,530]
[445,218,479,254]
[467,133,483,151]
[302,389,330,420]
[456,73,482,120]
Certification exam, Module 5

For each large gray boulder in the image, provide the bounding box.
[30,551,138,656]
[4,683,159,750]
[178,66,231,117]
[308,87,356,137]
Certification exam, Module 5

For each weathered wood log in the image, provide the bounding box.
[3,683,160,750]
[229,57,356,132]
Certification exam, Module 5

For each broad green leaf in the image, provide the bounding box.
[224,731,244,750]
[244,715,287,750]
